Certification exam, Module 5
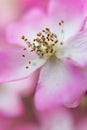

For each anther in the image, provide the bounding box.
[37,32,42,36]
[26,66,29,69]
[45,28,50,32]
[45,42,48,46]
[30,50,34,52]
[59,22,61,26]
[55,40,58,44]
[29,61,31,64]
[23,48,27,51]
[22,54,25,57]
[25,38,28,41]
[21,35,25,40]
[60,42,63,45]
[28,43,31,47]
[50,49,53,53]
[61,20,64,24]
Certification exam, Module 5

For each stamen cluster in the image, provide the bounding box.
[21,20,64,69]
[22,28,58,58]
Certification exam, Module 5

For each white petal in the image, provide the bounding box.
[35,57,86,110]
[59,29,87,67]
[0,46,46,83]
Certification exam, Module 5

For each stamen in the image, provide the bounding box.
[29,61,31,64]
[26,66,29,69]
[58,20,65,45]
[21,20,65,68]
[22,54,25,57]
[21,35,25,40]
[23,48,27,51]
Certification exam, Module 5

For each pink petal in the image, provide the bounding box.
[48,0,87,40]
[79,16,87,31]
[0,93,23,117]
[4,70,40,96]
[35,57,86,110]
[0,46,46,83]
[21,0,49,12]
[48,0,85,19]
[0,0,22,27]
[62,29,87,67]
[6,8,47,46]
[40,108,73,130]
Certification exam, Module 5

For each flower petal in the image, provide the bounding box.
[40,108,73,130]
[35,57,86,110]
[48,0,86,40]
[0,46,46,83]
[6,8,47,46]
[79,16,87,31]
[48,0,85,19]
[61,29,87,67]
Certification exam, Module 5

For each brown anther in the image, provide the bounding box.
[30,49,34,52]
[33,45,36,51]
[42,30,45,32]
[35,38,41,43]
[46,49,48,53]
[37,32,42,36]
[59,22,61,26]
[37,46,40,49]
[26,66,29,69]
[23,48,27,50]
[45,28,50,31]
[55,40,58,44]
[45,42,48,46]
[25,38,27,41]
[60,42,63,45]
[41,53,44,56]
[43,43,45,46]
[50,49,53,53]
[29,61,31,64]
[33,39,36,42]
[28,44,31,47]
[47,34,50,37]
[41,36,45,41]
[52,44,55,46]
[33,43,35,46]
[61,20,64,24]
[37,50,42,53]
[51,39,54,42]
[22,54,25,57]
[47,37,49,41]
[21,35,25,40]
[54,34,57,38]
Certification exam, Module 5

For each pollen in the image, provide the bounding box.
[26,66,29,69]
[22,54,25,57]
[21,20,65,62]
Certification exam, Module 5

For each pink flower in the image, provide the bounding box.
[1,0,87,110]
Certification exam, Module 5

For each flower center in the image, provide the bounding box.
[22,27,59,59]
[21,20,64,68]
